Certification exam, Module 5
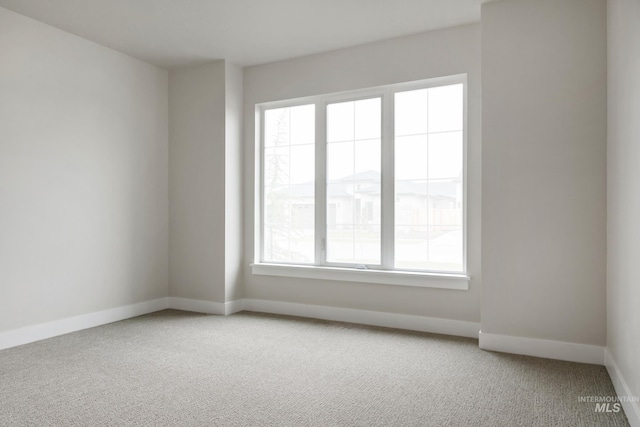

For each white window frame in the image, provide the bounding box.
[252,74,470,290]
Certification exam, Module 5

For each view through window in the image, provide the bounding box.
[260,77,465,274]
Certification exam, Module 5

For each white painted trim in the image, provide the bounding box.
[242,298,479,339]
[478,331,605,365]
[224,299,246,315]
[251,263,469,290]
[605,348,640,427]
[255,74,468,110]
[168,297,226,315]
[0,298,169,351]
[381,92,395,270]
[167,297,245,316]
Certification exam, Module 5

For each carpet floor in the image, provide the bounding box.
[0,310,630,426]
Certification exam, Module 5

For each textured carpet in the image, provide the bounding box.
[0,310,629,426]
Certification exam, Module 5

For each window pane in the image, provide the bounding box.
[327,141,353,181]
[327,101,354,142]
[355,139,381,174]
[395,86,463,272]
[395,135,428,180]
[395,88,428,136]
[327,98,381,265]
[427,225,463,271]
[263,185,289,224]
[263,224,290,261]
[290,145,315,184]
[290,104,315,145]
[355,98,381,140]
[263,105,315,263]
[428,84,463,133]
[264,108,290,148]
[353,224,381,263]
[395,225,429,270]
[264,147,289,187]
[428,132,463,180]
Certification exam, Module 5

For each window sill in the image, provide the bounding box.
[250,263,469,290]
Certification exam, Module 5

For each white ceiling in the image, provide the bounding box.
[0,0,482,69]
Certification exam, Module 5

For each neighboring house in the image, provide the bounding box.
[286,170,463,234]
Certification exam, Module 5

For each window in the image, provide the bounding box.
[255,75,467,288]
[326,98,382,265]
[263,105,315,263]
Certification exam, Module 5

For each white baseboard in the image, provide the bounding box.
[0,298,169,351]
[224,299,245,315]
[479,331,604,365]
[242,298,480,339]
[168,297,226,315]
[4,296,613,374]
[605,348,640,427]
[167,297,244,315]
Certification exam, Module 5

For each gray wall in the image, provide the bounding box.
[169,61,227,303]
[607,0,640,406]
[224,62,244,302]
[481,0,607,345]
[0,7,169,332]
[169,60,244,304]
[243,24,482,322]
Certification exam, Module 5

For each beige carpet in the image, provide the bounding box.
[0,310,629,426]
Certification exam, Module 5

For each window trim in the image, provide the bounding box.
[251,263,469,290]
[254,74,469,288]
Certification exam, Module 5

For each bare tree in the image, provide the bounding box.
[264,109,290,260]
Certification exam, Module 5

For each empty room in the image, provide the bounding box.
[0,0,638,425]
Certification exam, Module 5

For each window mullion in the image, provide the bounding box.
[257,107,265,264]
[315,102,327,266]
[381,91,395,270]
